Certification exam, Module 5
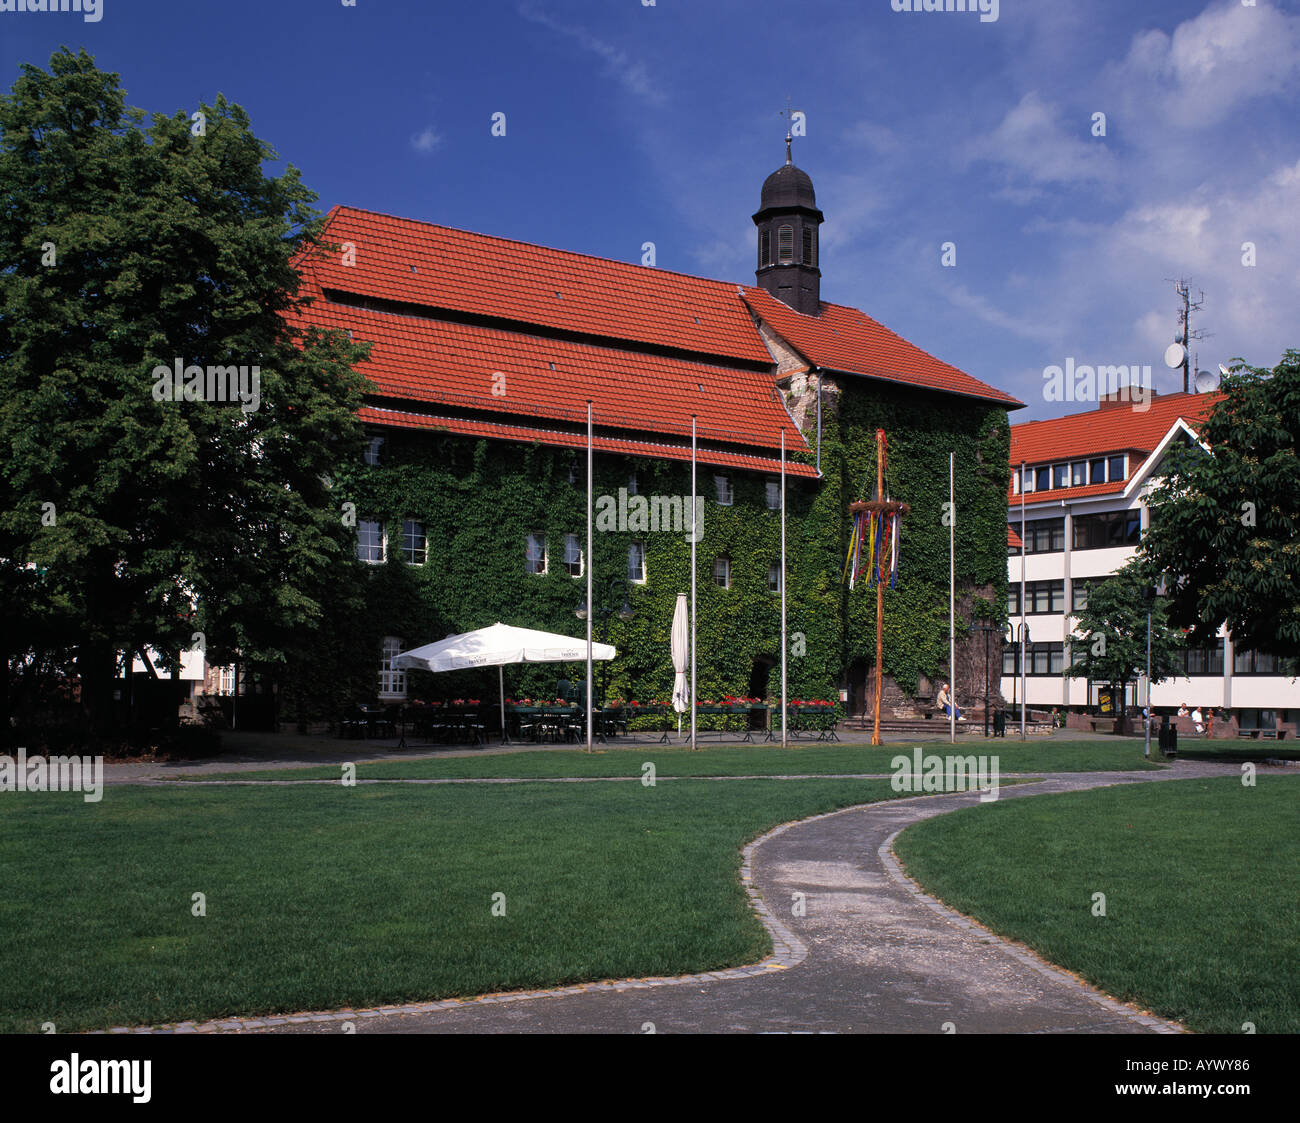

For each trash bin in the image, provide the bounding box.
[1159,717,1177,758]
[993,709,1006,738]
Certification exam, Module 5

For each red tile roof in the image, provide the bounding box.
[288,205,1021,473]
[1007,392,1220,502]
[300,206,773,366]
[292,299,804,452]
[358,407,821,479]
[739,288,1022,407]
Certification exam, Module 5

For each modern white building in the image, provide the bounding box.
[1000,390,1299,738]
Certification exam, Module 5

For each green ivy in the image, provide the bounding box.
[303,379,1011,717]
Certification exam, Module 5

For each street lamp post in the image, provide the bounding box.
[971,620,999,739]
[575,576,633,730]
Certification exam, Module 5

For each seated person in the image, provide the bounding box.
[937,683,965,722]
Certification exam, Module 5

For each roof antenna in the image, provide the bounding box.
[781,95,793,165]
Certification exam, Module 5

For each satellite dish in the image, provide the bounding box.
[1164,342,1186,369]
[1175,328,1185,344]
[1194,370,1218,393]
[1218,363,1231,377]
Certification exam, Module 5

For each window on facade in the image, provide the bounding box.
[1020,580,1065,615]
[357,520,385,563]
[1029,642,1065,675]
[1089,458,1106,484]
[802,226,815,266]
[1015,517,1065,554]
[564,533,583,577]
[628,541,646,584]
[1034,466,1050,492]
[402,520,427,565]
[566,454,578,486]
[1021,465,1034,493]
[1108,455,1127,483]
[1071,578,1093,613]
[525,532,547,575]
[713,555,731,589]
[768,563,782,593]
[1003,647,1018,676]
[1183,640,1224,676]
[714,475,733,505]
[627,474,638,496]
[365,436,384,466]
[1053,463,1068,489]
[777,225,794,264]
[218,665,236,696]
[1071,461,1087,487]
[765,479,781,510]
[1072,510,1141,550]
[1234,648,1281,675]
[379,636,406,699]
[758,230,770,268]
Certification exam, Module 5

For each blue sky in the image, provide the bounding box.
[3,0,1298,419]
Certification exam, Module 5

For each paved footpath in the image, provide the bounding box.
[122,760,1249,1035]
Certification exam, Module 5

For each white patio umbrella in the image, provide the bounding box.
[395,622,617,742]
[670,593,689,737]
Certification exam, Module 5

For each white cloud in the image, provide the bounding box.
[1104,0,1300,129]
[518,3,665,106]
[410,126,442,154]
[962,91,1119,188]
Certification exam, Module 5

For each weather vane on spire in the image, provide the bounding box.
[779,96,803,165]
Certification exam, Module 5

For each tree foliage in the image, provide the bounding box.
[0,49,370,740]
[1066,562,1185,711]
[1139,352,1300,656]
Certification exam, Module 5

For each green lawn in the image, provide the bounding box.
[180,740,1166,783]
[894,775,1300,1034]
[0,778,899,1033]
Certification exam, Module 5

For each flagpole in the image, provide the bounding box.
[949,451,956,746]
[690,416,697,752]
[780,429,788,749]
[1020,459,1027,742]
[872,429,885,747]
[586,402,593,754]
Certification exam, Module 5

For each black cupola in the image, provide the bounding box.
[752,133,824,315]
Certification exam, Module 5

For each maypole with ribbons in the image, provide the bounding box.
[844,428,910,746]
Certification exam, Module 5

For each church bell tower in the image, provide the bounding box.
[752,128,824,316]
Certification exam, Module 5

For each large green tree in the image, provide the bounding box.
[1066,563,1185,715]
[1139,352,1300,656]
[0,49,370,742]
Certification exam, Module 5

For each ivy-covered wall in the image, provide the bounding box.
[310,378,1011,717]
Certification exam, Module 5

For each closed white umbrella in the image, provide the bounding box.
[396,622,616,742]
[670,593,689,737]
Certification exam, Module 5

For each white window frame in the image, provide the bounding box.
[526,532,547,575]
[768,563,782,593]
[365,436,384,466]
[628,541,646,584]
[402,519,427,566]
[379,636,407,699]
[218,665,236,696]
[357,520,386,564]
[765,479,781,510]
[564,533,584,577]
[714,475,733,506]
[713,555,731,589]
